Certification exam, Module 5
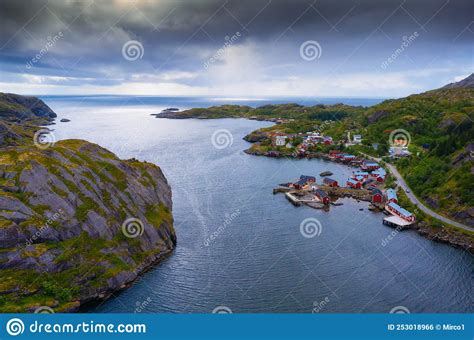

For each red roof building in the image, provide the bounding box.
[352,171,369,178]
[323,177,339,187]
[314,189,330,205]
[386,202,415,223]
[329,150,343,159]
[361,161,380,171]
[386,189,398,203]
[323,136,333,145]
[346,178,362,189]
[371,188,383,203]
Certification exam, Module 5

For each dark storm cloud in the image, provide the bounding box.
[1,0,472,52]
[0,0,472,95]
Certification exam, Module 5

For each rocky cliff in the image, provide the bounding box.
[0,94,175,312]
[0,92,56,122]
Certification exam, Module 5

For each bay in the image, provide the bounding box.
[45,96,473,313]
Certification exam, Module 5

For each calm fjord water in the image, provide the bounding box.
[45,96,473,313]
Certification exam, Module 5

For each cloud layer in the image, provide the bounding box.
[0,0,472,97]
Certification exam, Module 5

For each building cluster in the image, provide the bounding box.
[284,172,415,223]
[337,159,415,223]
[272,131,334,151]
[304,132,333,146]
[286,175,329,205]
[271,129,416,224]
[338,160,387,191]
[288,175,316,190]
[271,129,413,161]
[328,151,356,162]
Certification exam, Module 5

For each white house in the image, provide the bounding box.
[274,135,287,146]
[389,146,411,158]
[353,135,362,144]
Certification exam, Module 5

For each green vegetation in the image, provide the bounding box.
[361,88,474,223]
[239,85,474,227]
[145,203,173,229]
[171,103,365,121]
[163,104,252,119]
[0,104,175,312]
[235,85,473,228]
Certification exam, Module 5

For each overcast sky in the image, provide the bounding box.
[0,0,472,97]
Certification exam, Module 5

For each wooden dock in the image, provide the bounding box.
[285,192,301,206]
[273,187,291,194]
[383,215,413,229]
[274,184,373,210]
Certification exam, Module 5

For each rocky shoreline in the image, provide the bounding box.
[244,146,357,164]
[0,93,176,313]
[76,248,174,312]
[412,222,473,254]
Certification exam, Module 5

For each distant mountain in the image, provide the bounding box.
[441,73,474,89]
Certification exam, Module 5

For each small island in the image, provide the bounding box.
[320,171,333,177]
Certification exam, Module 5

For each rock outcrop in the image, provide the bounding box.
[414,222,473,253]
[367,110,390,123]
[0,95,175,313]
[441,73,474,89]
[0,92,56,122]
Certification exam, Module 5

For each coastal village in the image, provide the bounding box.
[271,129,416,229]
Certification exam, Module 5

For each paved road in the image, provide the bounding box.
[361,153,474,232]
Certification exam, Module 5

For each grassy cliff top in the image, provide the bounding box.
[0,94,175,313]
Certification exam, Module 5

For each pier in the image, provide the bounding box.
[285,192,301,206]
[274,185,369,210]
[382,215,413,229]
